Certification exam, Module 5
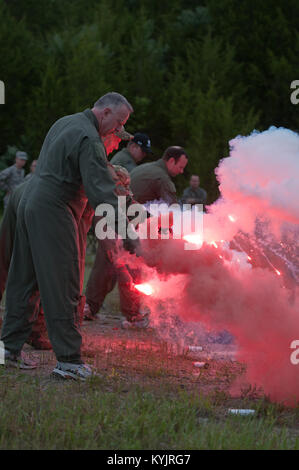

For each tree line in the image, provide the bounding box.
[0,0,298,203]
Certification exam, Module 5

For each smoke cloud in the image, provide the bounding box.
[122,127,299,405]
[203,126,299,242]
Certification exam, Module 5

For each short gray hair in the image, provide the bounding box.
[94,92,133,113]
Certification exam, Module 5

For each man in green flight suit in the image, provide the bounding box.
[130,146,188,205]
[83,164,146,328]
[83,132,152,326]
[1,92,135,380]
[0,181,51,350]
[0,183,24,301]
[0,177,96,350]
[110,132,152,172]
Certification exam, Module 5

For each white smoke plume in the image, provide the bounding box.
[204,127,299,242]
[121,126,299,405]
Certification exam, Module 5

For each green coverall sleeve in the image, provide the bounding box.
[79,137,120,213]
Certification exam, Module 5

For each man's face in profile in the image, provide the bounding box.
[167,154,188,177]
[101,105,130,137]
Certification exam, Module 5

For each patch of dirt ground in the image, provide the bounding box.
[1,308,249,398]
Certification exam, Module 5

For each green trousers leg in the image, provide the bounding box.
[85,238,140,319]
[85,238,118,315]
[77,203,94,322]
[1,209,41,354]
[118,265,141,320]
[1,189,83,363]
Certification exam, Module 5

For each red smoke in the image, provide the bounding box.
[123,239,298,405]
[120,127,299,405]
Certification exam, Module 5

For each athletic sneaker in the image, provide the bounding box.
[4,350,38,369]
[52,362,93,381]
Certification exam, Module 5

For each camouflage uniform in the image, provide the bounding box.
[0,164,25,208]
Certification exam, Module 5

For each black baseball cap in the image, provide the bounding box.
[132,133,152,153]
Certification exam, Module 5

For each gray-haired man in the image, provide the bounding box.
[1,92,134,380]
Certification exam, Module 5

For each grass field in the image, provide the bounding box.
[0,366,298,450]
[0,243,298,450]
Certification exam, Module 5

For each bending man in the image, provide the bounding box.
[1,92,134,380]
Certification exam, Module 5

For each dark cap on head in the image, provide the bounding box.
[16,151,28,160]
[132,133,152,153]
